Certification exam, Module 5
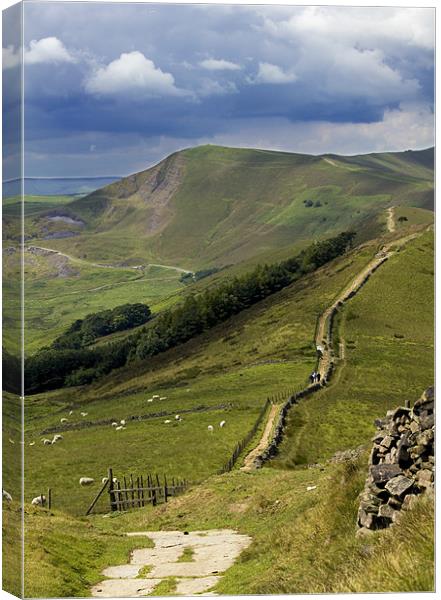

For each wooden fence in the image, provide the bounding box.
[86,469,189,515]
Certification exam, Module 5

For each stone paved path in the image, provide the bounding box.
[91,529,251,597]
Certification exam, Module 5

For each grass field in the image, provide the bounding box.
[16,454,434,597]
[273,229,434,467]
[22,242,378,516]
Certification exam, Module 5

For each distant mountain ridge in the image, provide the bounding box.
[28,145,434,268]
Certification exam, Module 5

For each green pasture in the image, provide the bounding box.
[274,229,434,467]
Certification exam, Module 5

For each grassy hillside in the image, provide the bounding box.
[273,229,434,467]
[23,241,378,515]
[19,145,434,268]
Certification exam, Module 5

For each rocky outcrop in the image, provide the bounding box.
[357,387,434,532]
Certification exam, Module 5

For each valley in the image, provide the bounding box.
[2,144,435,597]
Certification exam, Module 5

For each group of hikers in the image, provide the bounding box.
[309,370,321,384]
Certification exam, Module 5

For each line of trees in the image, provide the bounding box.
[24,231,355,393]
[52,303,152,350]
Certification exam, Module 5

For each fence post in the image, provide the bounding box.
[47,488,52,510]
[108,468,116,512]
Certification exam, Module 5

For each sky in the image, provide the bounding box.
[2,1,435,177]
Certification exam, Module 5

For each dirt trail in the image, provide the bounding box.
[315,230,423,380]
[91,529,251,597]
[241,404,279,472]
[26,245,193,275]
[386,207,396,232]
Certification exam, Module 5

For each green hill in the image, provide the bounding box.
[25,145,434,268]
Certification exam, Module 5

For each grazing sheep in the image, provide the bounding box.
[80,412,88,417]
[120,419,126,426]
[29,441,35,446]
[164,419,171,424]
[115,426,125,431]
[43,439,52,446]
[160,396,167,401]
[3,490,12,502]
[219,420,226,428]
[147,398,153,403]
[8,438,14,444]
[53,434,63,441]
[306,486,317,492]
[79,477,94,486]
[69,410,74,416]
[152,395,160,400]
[31,495,46,506]
[111,422,118,427]
[207,425,214,433]
[102,477,109,484]
[112,477,118,484]
[175,415,181,421]
[60,418,68,423]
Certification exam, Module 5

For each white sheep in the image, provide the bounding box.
[147,398,153,403]
[175,414,181,421]
[43,439,52,446]
[31,495,46,506]
[53,434,63,442]
[160,396,167,401]
[79,477,94,486]
[220,420,226,428]
[120,419,126,426]
[69,410,74,416]
[29,441,35,446]
[60,418,68,423]
[152,395,160,400]
[3,490,12,502]
[80,412,88,417]
[164,419,171,424]
[112,477,118,484]
[111,422,118,427]
[102,477,109,484]
[8,438,14,444]
[208,425,214,433]
[115,426,125,431]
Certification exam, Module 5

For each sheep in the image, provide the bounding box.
[219,420,226,428]
[31,495,46,506]
[207,425,214,433]
[102,477,109,484]
[152,395,160,400]
[80,412,88,417]
[29,441,35,446]
[60,418,68,423]
[79,477,94,486]
[112,477,118,484]
[43,439,52,446]
[115,426,125,431]
[53,434,63,442]
[9,438,15,444]
[175,414,181,421]
[164,419,171,424]
[120,419,126,426]
[111,422,118,427]
[3,490,12,502]
[69,410,74,416]
[160,396,167,401]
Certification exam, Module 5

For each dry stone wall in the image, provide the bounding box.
[357,386,434,532]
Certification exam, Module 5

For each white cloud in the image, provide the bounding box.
[84,51,183,97]
[201,102,434,156]
[3,45,20,70]
[253,62,297,84]
[199,58,241,71]
[25,37,76,65]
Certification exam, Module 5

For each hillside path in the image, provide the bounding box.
[25,245,193,274]
[241,404,279,472]
[386,207,396,232]
[91,530,251,597]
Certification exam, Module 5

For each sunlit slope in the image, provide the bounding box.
[27,145,434,268]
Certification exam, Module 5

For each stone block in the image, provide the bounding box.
[385,475,414,497]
